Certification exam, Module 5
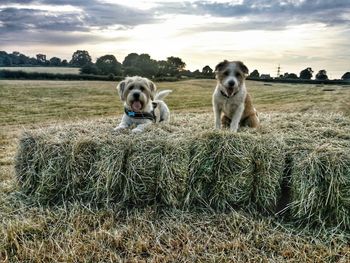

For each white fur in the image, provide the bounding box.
[213,83,247,132]
[213,61,248,132]
[114,77,172,133]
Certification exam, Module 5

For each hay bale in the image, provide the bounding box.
[290,146,350,229]
[26,138,72,204]
[95,135,131,206]
[16,133,101,204]
[185,131,284,212]
[67,138,100,202]
[15,111,350,230]
[123,137,189,208]
[252,136,285,213]
[15,134,40,195]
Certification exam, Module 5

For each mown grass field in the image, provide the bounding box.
[1,79,350,262]
[0,67,80,74]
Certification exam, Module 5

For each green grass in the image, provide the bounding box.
[1,79,350,127]
[1,79,350,262]
[0,66,80,74]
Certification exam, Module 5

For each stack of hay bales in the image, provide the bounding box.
[290,146,350,229]
[15,112,350,230]
[16,132,190,209]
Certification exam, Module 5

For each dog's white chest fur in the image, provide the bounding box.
[213,84,247,118]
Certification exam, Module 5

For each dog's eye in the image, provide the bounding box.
[235,72,241,77]
[129,85,134,90]
[140,86,145,91]
[223,71,229,76]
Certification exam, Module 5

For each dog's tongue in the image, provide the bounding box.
[227,89,233,96]
[132,101,142,111]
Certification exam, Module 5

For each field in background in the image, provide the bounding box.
[1,79,350,127]
[1,79,350,261]
[0,66,80,74]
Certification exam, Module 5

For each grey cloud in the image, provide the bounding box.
[0,0,158,45]
[0,0,158,32]
[82,3,157,27]
[0,8,87,32]
[0,0,349,46]
[0,30,129,46]
[154,0,350,29]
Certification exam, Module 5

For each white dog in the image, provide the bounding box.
[114,76,172,133]
[212,60,259,132]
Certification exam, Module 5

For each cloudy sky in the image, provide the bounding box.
[0,0,349,78]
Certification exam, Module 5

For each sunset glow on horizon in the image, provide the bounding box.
[1,0,349,78]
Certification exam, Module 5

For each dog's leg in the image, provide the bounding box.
[113,115,129,131]
[213,103,222,129]
[246,114,260,128]
[156,101,170,122]
[131,122,152,133]
[221,115,231,129]
[230,103,244,132]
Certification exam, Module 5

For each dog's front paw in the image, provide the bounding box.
[112,126,126,134]
[114,126,125,131]
[131,128,143,133]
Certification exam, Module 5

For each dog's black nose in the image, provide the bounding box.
[228,80,235,87]
[133,93,140,99]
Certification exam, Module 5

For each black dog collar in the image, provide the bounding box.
[124,104,156,122]
[124,108,155,121]
[220,90,238,98]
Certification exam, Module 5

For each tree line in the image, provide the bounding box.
[0,51,69,67]
[0,50,214,79]
[1,50,349,81]
[249,68,350,81]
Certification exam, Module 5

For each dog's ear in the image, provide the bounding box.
[147,80,157,100]
[215,60,228,73]
[117,80,127,101]
[237,61,249,76]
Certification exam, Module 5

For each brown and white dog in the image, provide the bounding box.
[114,76,172,133]
[212,60,259,131]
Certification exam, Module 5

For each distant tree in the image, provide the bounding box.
[70,50,92,67]
[135,54,158,77]
[36,54,47,64]
[49,57,61,66]
[180,70,193,77]
[299,67,313,79]
[17,53,29,65]
[28,57,38,65]
[0,52,12,66]
[166,56,186,74]
[202,65,213,75]
[123,53,140,67]
[249,69,260,78]
[286,73,298,79]
[122,53,158,77]
[61,59,68,66]
[95,55,122,75]
[315,70,328,80]
[260,74,272,79]
[341,72,350,80]
[156,60,171,76]
[123,66,143,76]
[282,72,298,79]
[80,63,99,75]
[192,69,201,77]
